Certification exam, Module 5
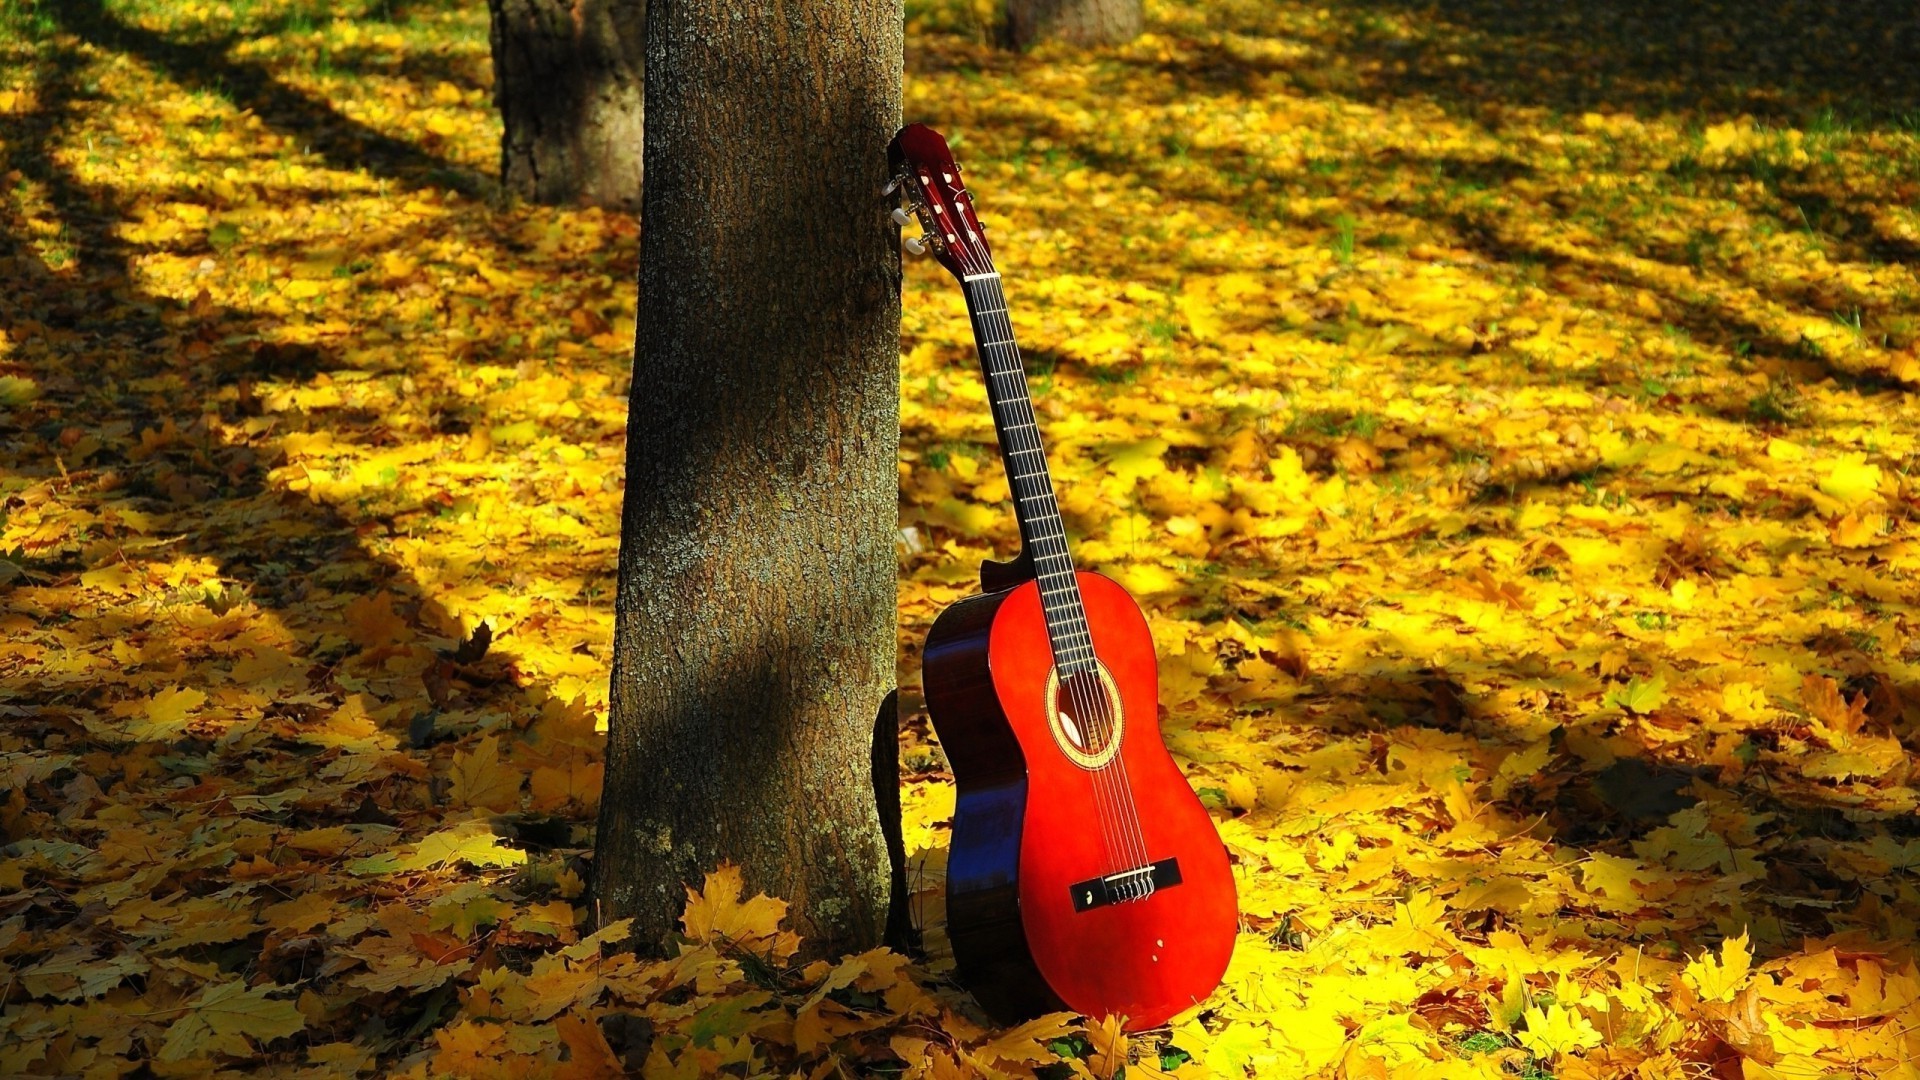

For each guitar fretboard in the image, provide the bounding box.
[962,273,1095,675]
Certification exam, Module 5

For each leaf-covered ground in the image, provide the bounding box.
[5,0,1920,1076]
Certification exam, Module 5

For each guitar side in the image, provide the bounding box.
[922,588,1066,1021]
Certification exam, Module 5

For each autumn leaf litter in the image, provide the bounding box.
[5,0,1920,1077]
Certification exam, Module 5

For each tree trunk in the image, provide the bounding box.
[594,0,903,956]
[1004,0,1142,49]
[486,0,645,210]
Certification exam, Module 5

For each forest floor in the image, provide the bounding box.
[4,0,1920,1076]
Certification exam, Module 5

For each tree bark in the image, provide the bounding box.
[1004,0,1142,49]
[594,0,903,956]
[486,0,645,210]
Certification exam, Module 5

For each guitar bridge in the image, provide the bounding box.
[1069,858,1182,913]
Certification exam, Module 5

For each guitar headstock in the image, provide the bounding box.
[888,124,994,280]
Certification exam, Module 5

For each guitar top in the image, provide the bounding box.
[891,124,1237,1032]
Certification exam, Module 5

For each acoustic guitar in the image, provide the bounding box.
[889,124,1237,1031]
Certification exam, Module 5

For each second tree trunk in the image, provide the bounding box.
[487,0,645,210]
[1004,0,1142,49]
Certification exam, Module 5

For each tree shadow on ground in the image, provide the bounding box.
[47,0,488,195]
[0,0,589,931]
[0,34,510,711]
[1206,614,1920,957]
[0,19,632,1059]
[1009,95,1917,425]
[1201,0,1920,130]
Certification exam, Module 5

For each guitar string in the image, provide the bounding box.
[969,272,1155,886]
[978,311,1135,882]
[945,222,1132,879]
[964,275,1137,878]
[969,272,1156,889]
[952,236,1138,881]
[938,194,1157,890]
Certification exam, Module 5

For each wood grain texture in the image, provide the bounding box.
[595,0,904,956]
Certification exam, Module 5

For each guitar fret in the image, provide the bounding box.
[963,262,1087,624]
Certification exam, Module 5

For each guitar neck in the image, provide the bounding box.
[962,273,1095,673]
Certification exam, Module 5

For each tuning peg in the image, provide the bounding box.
[890,207,915,227]
[902,235,928,256]
[883,174,905,196]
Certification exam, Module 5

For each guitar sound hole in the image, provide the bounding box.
[1056,670,1115,754]
[1045,662,1125,769]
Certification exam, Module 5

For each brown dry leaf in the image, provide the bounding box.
[1802,673,1870,740]
[554,1011,625,1079]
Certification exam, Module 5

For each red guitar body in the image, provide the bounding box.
[923,569,1237,1030]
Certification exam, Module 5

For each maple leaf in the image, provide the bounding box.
[452,620,493,663]
[1105,438,1170,486]
[1177,286,1221,341]
[449,735,523,811]
[427,884,506,938]
[19,947,148,1001]
[1075,1013,1128,1080]
[531,757,605,811]
[1705,983,1780,1065]
[1604,675,1668,715]
[1684,931,1754,1003]
[120,685,208,742]
[794,950,879,1053]
[343,592,411,647]
[349,818,526,875]
[554,1011,625,1080]
[968,1011,1080,1068]
[1516,1002,1603,1057]
[158,979,306,1061]
[680,862,792,954]
[0,375,39,405]
[1800,674,1869,741]
[1817,453,1881,507]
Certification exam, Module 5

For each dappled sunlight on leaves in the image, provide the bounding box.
[4,0,1920,1076]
